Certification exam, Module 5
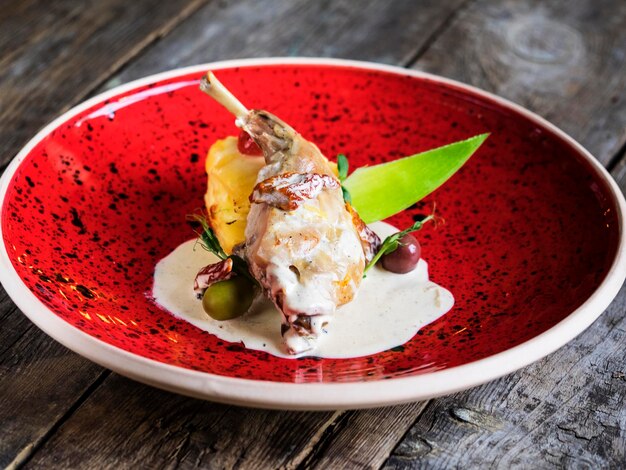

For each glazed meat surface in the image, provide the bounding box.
[239,110,366,353]
[200,71,379,354]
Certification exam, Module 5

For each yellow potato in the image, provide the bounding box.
[205,137,263,254]
[205,136,339,254]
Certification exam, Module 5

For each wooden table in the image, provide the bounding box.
[1,0,625,467]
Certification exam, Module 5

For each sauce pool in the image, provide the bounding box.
[152,222,454,359]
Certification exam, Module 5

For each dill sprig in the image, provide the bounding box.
[187,214,228,259]
[187,213,258,285]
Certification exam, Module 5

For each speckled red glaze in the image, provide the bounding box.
[1,64,619,383]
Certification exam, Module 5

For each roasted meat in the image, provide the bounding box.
[200,71,380,354]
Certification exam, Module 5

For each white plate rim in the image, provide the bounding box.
[1,57,625,410]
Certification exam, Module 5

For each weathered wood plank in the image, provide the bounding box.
[0,288,106,470]
[0,0,207,170]
[2,0,625,468]
[0,286,34,357]
[612,151,626,190]
[22,393,425,470]
[23,374,340,470]
[304,403,429,469]
[411,0,626,166]
[102,0,465,88]
[0,0,209,466]
[382,0,626,466]
[0,0,81,66]
[383,283,626,469]
[3,0,468,468]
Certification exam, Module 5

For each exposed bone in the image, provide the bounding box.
[199,71,249,121]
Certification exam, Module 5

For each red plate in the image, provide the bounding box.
[1,59,624,409]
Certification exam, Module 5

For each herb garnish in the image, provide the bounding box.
[336,153,352,203]
[189,214,228,259]
[363,210,439,275]
[187,214,258,285]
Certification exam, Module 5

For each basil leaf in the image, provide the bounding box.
[344,133,488,223]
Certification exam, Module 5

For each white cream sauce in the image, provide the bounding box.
[152,222,454,359]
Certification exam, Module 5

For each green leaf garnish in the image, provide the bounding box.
[187,214,258,285]
[188,214,228,259]
[336,153,352,203]
[363,213,437,275]
[344,133,489,223]
[341,186,352,204]
[337,153,349,181]
[230,254,257,284]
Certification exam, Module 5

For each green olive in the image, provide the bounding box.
[202,276,256,321]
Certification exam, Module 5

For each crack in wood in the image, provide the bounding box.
[448,406,504,430]
[381,400,435,467]
[0,322,34,359]
[606,138,626,173]
[611,371,625,381]
[556,424,594,442]
[392,433,433,460]
[295,410,350,470]
[402,0,475,68]
[9,370,110,469]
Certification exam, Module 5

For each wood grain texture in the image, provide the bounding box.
[305,403,429,469]
[384,282,626,469]
[0,288,105,470]
[0,1,84,67]
[1,0,467,468]
[22,378,427,470]
[382,0,626,466]
[24,374,341,469]
[0,0,206,467]
[411,0,626,166]
[612,151,626,190]
[1,0,625,468]
[0,0,207,170]
[103,0,465,89]
[0,286,32,360]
